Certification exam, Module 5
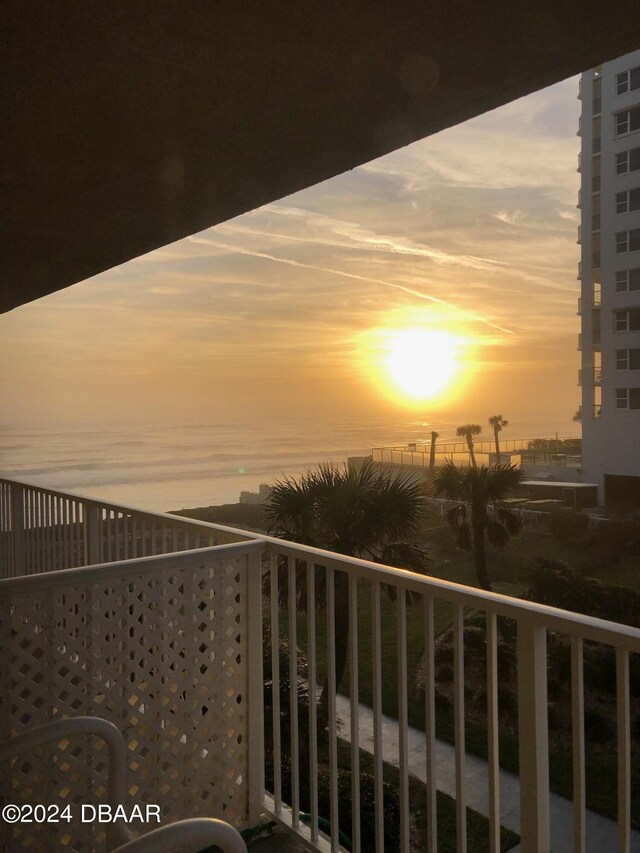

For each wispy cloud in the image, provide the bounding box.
[222,206,504,271]
[494,209,529,226]
[189,234,514,334]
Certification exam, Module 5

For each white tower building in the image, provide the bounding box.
[579,50,640,505]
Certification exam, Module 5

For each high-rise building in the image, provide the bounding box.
[578,50,640,505]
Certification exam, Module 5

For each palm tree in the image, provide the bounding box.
[429,430,439,472]
[263,460,429,710]
[432,460,523,591]
[488,414,508,462]
[456,423,482,467]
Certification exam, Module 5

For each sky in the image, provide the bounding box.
[0,75,582,433]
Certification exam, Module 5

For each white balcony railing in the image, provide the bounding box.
[1,478,639,852]
[0,478,249,579]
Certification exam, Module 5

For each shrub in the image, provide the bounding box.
[548,702,565,731]
[548,510,588,540]
[524,558,640,627]
[583,705,615,744]
[547,638,572,698]
[497,685,518,715]
[584,519,640,566]
[263,628,311,758]
[264,757,400,852]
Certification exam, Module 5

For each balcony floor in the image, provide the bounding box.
[252,827,308,851]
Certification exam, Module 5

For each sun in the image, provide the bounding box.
[382,328,461,402]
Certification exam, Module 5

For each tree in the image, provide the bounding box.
[429,430,439,472]
[573,408,582,423]
[432,460,523,591]
[488,414,508,462]
[263,460,429,710]
[456,423,482,467]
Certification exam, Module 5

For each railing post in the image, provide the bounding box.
[10,484,25,577]
[517,622,550,853]
[246,546,265,825]
[85,504,101,565]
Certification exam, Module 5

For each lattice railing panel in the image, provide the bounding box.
[0,546,255,851]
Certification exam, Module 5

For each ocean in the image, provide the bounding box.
[0,415,577,514]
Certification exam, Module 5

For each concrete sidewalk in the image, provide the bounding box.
[334,694,639,853]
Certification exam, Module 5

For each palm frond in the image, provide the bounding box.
[433,459,466,499]
[485,463,524,501]
[488,415,508,431]
[263,458,428,565]
[485,517,511,548]
[444,504,471,550]
[493,506,522,536]
[377,541,431,574]
[456,423,482,438]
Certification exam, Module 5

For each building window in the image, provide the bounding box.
[617,66,640,95]
[616,188,640,214]
[615,106,640,136]
[616,228,640,253]
[616,388,640,409]
[616,268,640,291]
[616,147,640,175]
[615,308,640,332]
[616,348,640,370]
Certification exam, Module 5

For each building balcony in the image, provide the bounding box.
[577,188,582,209]
[577,297,582,315]
[580,367,602,386]
[592,175,601,193]
[577,262,582,281]
[577,225,582,244]
[0,478,638,852]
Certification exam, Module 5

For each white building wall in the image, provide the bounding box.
[579,50,640,501]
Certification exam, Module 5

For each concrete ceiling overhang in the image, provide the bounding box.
[3,4,640,313]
